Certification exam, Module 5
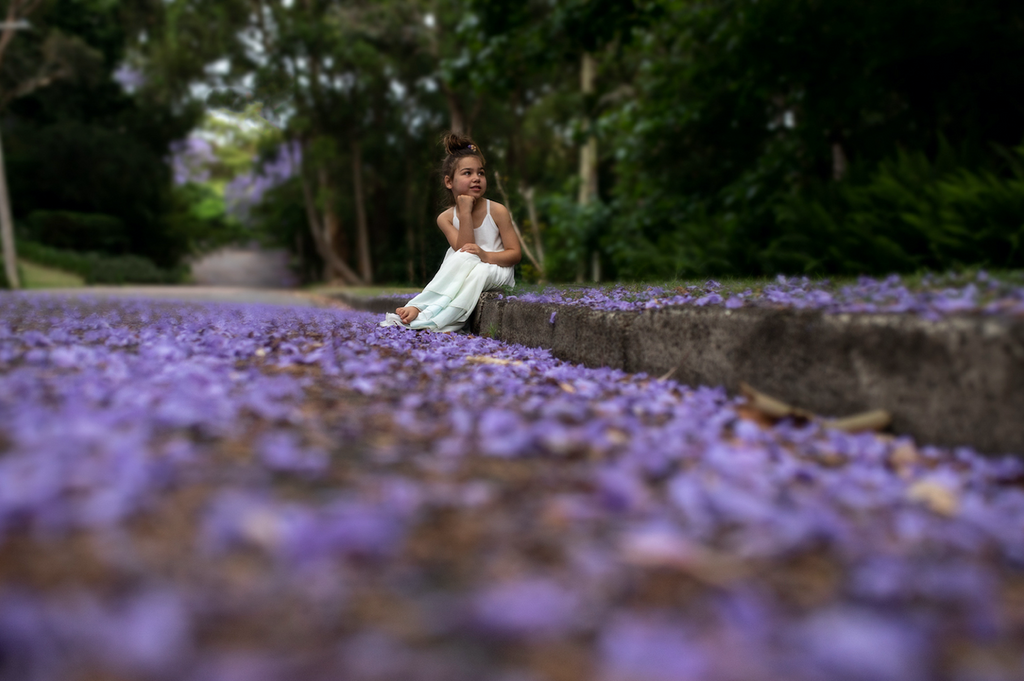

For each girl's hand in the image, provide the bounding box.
[456,194,475,212]
[458,243,488,262]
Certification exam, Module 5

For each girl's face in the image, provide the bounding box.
[446,156,486,199]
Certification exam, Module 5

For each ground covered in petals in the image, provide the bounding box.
[1,294,1023,681]
[508,271,1024,320]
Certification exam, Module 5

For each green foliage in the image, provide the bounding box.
[603,0,1024,279]
[23,211,129,255]
[16,241,184,285]
[163,182,249,255]
[542,194,612,280]
[766,147,1024,275]
[604,143,1024,278]
[5,118,192,268]
[8,0,1020,286]
[603,199,728,280]
[2,0,219,272]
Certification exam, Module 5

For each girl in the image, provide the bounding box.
[381,132,521,332]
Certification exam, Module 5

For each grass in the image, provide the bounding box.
[306,284,420,297]
[19,259,85,289]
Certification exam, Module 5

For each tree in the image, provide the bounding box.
[3,0,258,278]
[466,0,655,281]
[0,0,102,288]
[103,0,1024,286]
[230,0,377,285]
[219,0,464,285]
[603,0,1024,278]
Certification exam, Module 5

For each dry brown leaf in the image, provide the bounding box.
[605,428,629,446]
[907,480,960,517]
[618,530,747,587]
[738,382,890,434]
[739,382,815,421]
[824,410,892,433]
[465,355,524,366]
[735,404,778,429]
[813,450,848,468]
[889,443,921,474]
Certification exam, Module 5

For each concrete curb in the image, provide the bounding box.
[469,292,1024,455]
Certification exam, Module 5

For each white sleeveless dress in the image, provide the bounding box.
[380,200,515,332]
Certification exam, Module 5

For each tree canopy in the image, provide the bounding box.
[4,0,1023,283]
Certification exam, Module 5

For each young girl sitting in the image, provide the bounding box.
[381,132,522,332]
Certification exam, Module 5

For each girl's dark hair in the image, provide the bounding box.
[440,131,485,206]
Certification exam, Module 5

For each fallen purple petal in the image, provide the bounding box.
[0,291,1021,681]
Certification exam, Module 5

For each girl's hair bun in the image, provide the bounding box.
[441,131,482,158]
[438,130,485,207]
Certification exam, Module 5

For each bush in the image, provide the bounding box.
[16,241,184,285]
[765,145,1024,274]
[541,194,612,281]
[23,211,130,255]
[604,142,1024,279]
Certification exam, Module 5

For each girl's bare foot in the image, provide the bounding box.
[396,306,419,324]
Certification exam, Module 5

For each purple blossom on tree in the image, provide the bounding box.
[113,64,146,92]
[224,142,302,224]
[169,137,217,186]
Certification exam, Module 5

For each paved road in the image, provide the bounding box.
[189,246,300,289]
[19,286,350,309]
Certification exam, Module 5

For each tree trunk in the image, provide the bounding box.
[404,159,417,283]
[319,165,351,265]
[351,139,373,284]
[0,0,38,291]
[494,171,544,279]
[423,10,464,135]
[577,53,598,206]
[832,141,849,181]
[300,163,364,286]
[442,83,465,134]
[324,207,346,272]
[578,51,599,283]
[0,129,20,289]
[465,97,482,135]
[521,184,545,278]
[0,1,41,70]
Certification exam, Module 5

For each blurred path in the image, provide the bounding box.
[189,246,299,289]
[21,286,350,309]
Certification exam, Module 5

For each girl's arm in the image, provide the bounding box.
[460,202,522,267]
[454,194,477,249]
[435,195,479,250]
[436,209,460,250]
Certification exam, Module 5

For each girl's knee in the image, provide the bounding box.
[470,262,495,278]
